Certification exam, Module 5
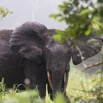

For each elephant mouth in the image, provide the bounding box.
[47,71,69,93]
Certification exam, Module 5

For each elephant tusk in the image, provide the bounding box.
[47,71,53,90]
[64,72,69,91]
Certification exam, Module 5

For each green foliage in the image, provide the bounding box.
[0,6,12,20]
[67,65,103,103]
[54,93,67,103]
[0,90,44,103]
[75,72,103,103]
[50,0,103,43]
[0,67,102,103]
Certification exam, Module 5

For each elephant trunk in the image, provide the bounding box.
[53,72,63,93]
[47,69,69,94]
[48,70,64,94]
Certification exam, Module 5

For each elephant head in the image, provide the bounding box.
[9,22,103,101]
[44,35,71,94]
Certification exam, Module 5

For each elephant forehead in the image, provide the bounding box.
[50,44,68,54]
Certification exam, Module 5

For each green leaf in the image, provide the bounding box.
[80,9,91,16]
[85,28,91,36]
[0,6,12,20]
[49,14,58,19]
[52,35,62,43]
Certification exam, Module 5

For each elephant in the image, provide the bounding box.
[0,21,103,103]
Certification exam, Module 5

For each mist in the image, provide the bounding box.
[0,0,66,30]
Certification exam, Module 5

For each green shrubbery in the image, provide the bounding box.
[0,65,102,103]
[50,0,103,43]
[67,65,103,103]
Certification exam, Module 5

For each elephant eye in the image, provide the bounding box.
[44,47,49,53]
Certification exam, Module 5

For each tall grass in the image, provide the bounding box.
[0,64,102,103]
[67,64,103,103]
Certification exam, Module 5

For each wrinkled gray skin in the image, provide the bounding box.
[0,22,103,103]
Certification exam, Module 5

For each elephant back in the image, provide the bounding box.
[0,29,13,44]
[0,29,14,61]
[0,29,22,87]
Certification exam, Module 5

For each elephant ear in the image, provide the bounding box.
[71,34,103,65]
[9,22,47,63]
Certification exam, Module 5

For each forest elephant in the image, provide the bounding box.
[0,21,103,103]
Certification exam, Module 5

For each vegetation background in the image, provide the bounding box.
[0,0,103,103]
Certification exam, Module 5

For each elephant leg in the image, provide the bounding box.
[37,82,46,98]
[24,59,47,98]
[37,63,47,98]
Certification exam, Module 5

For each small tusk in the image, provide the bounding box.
[64,72,69,90]
[47,71,53,90]
[64,73,67,83]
